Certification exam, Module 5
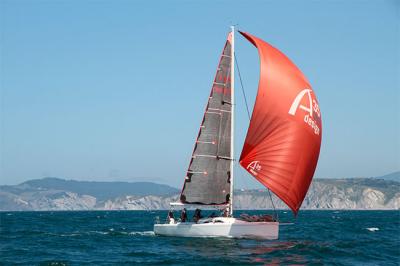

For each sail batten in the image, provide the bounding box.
[179,33,233,205]
[239,31,322,215]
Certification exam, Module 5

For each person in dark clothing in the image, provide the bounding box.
[168,210,175,224]
[180,208,188,222]
[193,208,203,223]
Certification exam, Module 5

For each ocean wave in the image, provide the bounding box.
[82,230,156,236]
[128,231,155,236]
[59,233,81,237]
[89,231,109,235]
[2,210,398,265]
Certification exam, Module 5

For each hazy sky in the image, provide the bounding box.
[1,0,399,188]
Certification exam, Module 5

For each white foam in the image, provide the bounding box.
[60,233,80,237]
[128,231,155,236]
[90,231,109,235]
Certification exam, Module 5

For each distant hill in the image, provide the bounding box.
[0,178,180,211]
[17,177,179,201]
[374,171,400,182]
[0,174,399,211]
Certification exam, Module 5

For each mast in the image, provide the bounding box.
[229,25,235,216]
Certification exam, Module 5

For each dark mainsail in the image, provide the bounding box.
[180,33,233,205]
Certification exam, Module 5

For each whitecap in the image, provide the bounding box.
[89,231,109,235]
[60,233,80,237]
[366,227,379,232]
[128,231,155,236]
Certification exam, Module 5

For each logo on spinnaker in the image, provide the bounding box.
[288,88,321,135]
[247,161,261,176]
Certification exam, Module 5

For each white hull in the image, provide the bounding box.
[154,217,279,239]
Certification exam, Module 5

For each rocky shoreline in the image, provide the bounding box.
[1,176,399,211]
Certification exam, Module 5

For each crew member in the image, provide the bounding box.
[168,210,175,224]
[193,208,203,223]
[180,208,188,222]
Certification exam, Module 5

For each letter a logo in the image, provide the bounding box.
[288,89,313,116]
[247,161,261,176]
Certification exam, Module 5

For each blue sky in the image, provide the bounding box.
[1,0,399,188]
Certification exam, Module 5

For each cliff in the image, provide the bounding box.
[1,173,399,211]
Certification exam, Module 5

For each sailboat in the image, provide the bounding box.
[154,27,322,239]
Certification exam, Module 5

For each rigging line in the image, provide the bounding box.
[234,52,278,220]
[267,189,278,221]
[234,53,251,120]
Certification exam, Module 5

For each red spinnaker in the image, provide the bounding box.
[239,31,322,215]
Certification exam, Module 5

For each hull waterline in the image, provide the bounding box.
[154,217,279,240]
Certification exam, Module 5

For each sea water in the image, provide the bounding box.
[0,210,399,265]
